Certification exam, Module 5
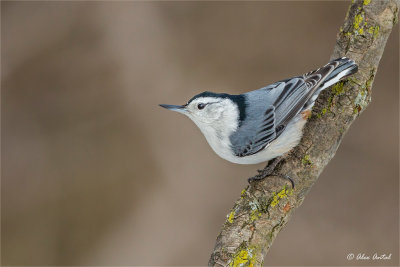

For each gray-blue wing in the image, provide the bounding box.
[230,75,324,157]
[230,59,345,157]
[230,106,277,157]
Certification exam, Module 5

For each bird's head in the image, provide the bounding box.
[160,91,242,135]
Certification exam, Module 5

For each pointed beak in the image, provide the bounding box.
[159,104,187,114]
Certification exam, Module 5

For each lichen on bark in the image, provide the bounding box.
[209,1,399,266]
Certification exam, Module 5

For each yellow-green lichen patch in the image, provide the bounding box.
[248,200,261,222]
[302,154,312,166]
[228,210,236,223]
[241,189,247,199]
[363,0,371,5]
[348,1,380,40]
[317,82,343,118]
[343,2,380,40]
[230,245,257,267]
[353,13,364,30]
[349,8,369,37]
[316,104,330,118]
[373,26,379,38]
[270,186,293,208]
[250,209,262,222]
[331,81,345,95]
[368,25,379,38]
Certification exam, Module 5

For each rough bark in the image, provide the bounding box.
[209,1,399,266]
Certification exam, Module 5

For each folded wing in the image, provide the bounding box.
[230,59,343,157]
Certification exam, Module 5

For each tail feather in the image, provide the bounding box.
[303,57,358,110]
[320,57,358,89]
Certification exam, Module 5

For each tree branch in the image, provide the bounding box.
[209,1,399,266]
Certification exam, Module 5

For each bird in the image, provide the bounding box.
[160,57,358,183]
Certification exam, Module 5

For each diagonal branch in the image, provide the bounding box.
[209,1,399,266]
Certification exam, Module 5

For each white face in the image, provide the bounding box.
[161,95,240,159]
[160,95,239,139]
[182,96,240,140]
[184,97,227,124]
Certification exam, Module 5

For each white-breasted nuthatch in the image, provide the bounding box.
[160,57,357,170]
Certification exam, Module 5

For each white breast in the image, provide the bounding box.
[212,113,307,165]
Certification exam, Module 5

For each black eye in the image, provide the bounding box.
[197,103,206,110]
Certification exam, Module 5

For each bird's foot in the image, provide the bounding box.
[248,157,295,188]
[271,173,295,189]
[250,157,282,182]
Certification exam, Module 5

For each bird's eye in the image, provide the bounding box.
[197,103,206,110]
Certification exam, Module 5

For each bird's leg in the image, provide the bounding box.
[255,157,282,178]
[248,156,294,188]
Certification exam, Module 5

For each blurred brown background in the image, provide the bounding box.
[1,1,398,266]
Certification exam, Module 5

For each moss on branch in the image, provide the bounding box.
[209,1,398,266]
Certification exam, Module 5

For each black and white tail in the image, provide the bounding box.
[318,57,358,89]
[303,57,358,109]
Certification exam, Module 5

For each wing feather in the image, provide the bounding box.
[231,106,276,157]
[230,60,341,157]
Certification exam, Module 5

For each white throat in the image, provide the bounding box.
[188,99,239,161]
